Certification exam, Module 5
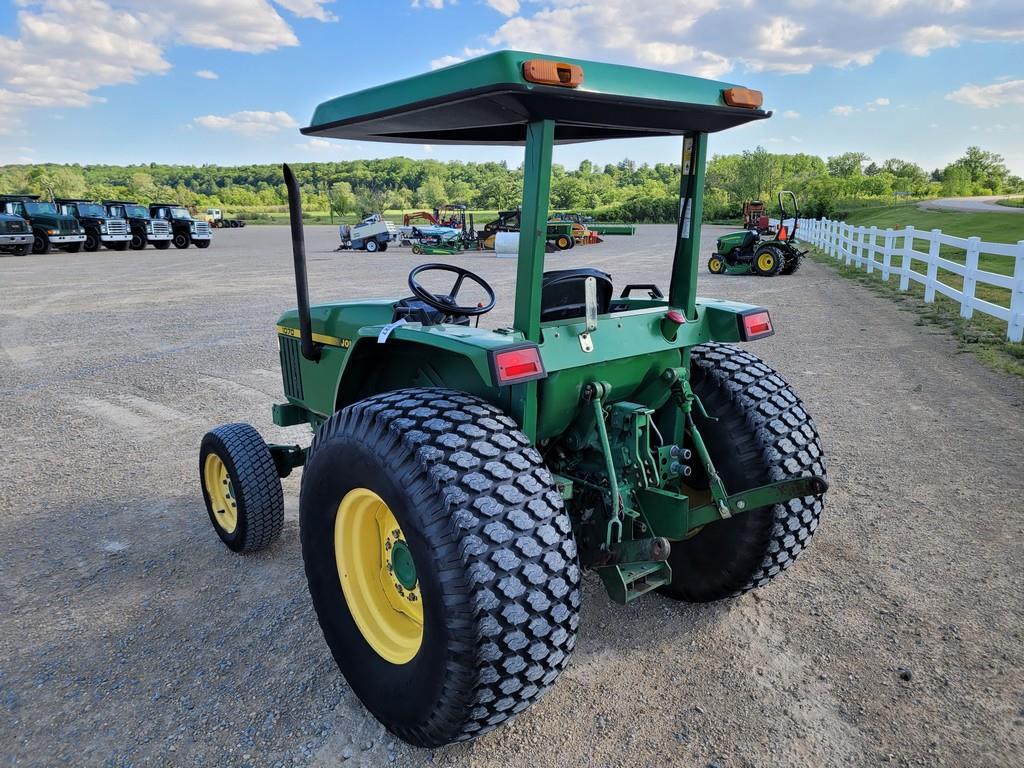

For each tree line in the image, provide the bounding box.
[0,146,1019,224]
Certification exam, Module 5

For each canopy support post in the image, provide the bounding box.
[668,132,708,318]
[511,118,554,440]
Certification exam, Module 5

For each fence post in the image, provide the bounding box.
[844,223,853,265]
[866,225,878,274]
[882,228,894,281]
[960,236,981,319]
[1008,241,1024,343]
[900,225,914,291]
[855,226,865,268]
[923,229,941,303]
[832,219,840,259]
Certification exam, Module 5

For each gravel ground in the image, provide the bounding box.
[2,225,1022,768]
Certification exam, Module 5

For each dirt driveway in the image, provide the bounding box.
[1,225,1021,767]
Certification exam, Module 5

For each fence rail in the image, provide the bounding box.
[783,217,1024,342]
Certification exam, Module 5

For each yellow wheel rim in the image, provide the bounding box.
[203,453,238,534]
[709,257,723,273]
[757,251,776,272]
[334,488,423,664]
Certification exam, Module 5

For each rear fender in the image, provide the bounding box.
[699,298,774,343]
[334,328,519,412]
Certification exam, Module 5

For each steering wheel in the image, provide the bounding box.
[408,263,496,317]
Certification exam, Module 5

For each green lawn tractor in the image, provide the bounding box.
[708,190,807,276]
[198,52,827,748]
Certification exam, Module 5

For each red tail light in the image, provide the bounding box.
[489,345,547,385]
[739,309,774,340]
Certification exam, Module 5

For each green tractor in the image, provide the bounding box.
[199,52,827,748]
[708,190,808,276]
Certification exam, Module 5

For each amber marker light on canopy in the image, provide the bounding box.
[722,87,764,109]
[522,59,584,87]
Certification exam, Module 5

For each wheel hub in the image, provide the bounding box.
[389,539,417,590]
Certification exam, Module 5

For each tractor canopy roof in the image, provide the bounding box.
[302,50,769,145]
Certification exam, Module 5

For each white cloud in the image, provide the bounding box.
[946,79,1024,108]
[871,97,890,106]
[486,0,520,15]
[430,47,489,69]
[274,0,338,22]
[195,69,219,80]
[194,110,299,135]
[782,110,800,118]
[411,0,449,8]
[831,105,856,116]
[0,0,336,119]
[901,25,959,55]
[481,1,1021,78]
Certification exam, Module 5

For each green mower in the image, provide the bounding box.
[199,52,827,748]
[709,190,808,276]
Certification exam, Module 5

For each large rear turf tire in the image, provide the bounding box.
[661,343,826,602]
[300,388,580,747]
[199,423,284,552]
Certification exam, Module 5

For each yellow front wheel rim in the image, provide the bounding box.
[709,257,723,273]
[757,252,776,272]
[203,453,238,533]
[335,488,423,664]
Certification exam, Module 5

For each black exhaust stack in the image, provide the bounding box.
[283,163,320,362]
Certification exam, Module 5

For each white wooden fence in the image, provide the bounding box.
[781,217,1024,342]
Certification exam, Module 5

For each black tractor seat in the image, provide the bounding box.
[540,268,613,322]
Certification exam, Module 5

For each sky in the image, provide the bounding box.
[1,0,1022,174]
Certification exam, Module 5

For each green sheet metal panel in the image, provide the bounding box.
[303,50,768,144]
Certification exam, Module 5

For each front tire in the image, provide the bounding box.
[12,244,30,256]
[199,423,284,552]
[131,230,147,250]
[84,230,101,252]
[660,343,826,602]
[707,255,726,274]
[153,240,171,250]
[554,234,572,250]
[33,232,50,255]
[365,239,379,253]
[194,240,210,249]
[300,389,580,747]
[173,232,191,249]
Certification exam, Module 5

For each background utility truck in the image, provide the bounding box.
[55,199,131,251]
[0,208,33,256]
[104,201,173,250]
[0,195,86,254]
[150,203,213,249]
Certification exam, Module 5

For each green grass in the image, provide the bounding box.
[841,202,1024,243]
[827,203,1023,320]
[806,245,1024,378]
[996,197,1024,208]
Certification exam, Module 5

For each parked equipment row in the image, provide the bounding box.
[0,195,213,255]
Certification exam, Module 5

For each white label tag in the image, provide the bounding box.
[377,318,407,344]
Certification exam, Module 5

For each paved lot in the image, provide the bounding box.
[2,225,1022,767]
[920,195,1024,213]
